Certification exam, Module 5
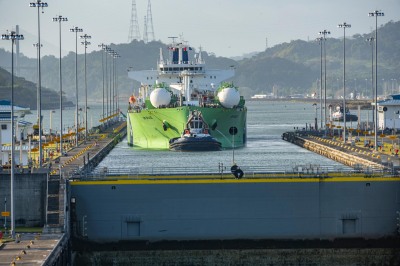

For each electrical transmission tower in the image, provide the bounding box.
[143,16,148,43]
[145,0,155,42]
[128,0,141,42]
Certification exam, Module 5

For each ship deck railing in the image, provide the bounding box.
[67,164,398,181]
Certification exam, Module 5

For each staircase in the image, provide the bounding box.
[43,176,66,234]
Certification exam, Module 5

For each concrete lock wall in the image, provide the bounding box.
[0,173,47,227]
[70,180,400,242]
[72,248,400,266]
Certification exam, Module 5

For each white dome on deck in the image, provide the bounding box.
[150,88,171,108]
[218,87,240,108]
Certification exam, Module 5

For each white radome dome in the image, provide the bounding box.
[150,88,171,108]
[218,87,240,108]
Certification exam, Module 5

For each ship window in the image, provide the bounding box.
[214,76,216,79]
[195,67,198,70]
[160,68,163,71]
[1,124,6,130]
[199,67,202,70]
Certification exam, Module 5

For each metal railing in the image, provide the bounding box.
[65,163,396,181]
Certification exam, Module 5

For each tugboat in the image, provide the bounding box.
[331,105,358,122]
[169,110,222,151]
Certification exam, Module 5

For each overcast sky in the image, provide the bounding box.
[0,0,399,58]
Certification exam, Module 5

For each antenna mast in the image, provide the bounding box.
[146,0,155,41]
[128,0,141,42]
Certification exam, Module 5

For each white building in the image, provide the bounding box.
[0,100,34,166]
[376,94,400,130]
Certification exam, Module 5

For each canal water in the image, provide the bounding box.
[22,100,371,171]
[94,101,368,171]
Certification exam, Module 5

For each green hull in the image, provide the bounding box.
[127,106,247,149]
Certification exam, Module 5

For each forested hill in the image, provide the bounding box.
[237,20,400,98]
[0,20,399,101]
[0,66,73,109]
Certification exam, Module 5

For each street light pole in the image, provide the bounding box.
[367,37,375,131]
[107,49,114,118]
[30,0,47,167]
[52,15,68,158]
[70,26,83,147]
[115,53,121,114]
[338,22,351,144]
[112,53,120,117]
[103,46,109,120]
[111,52,115,116]
[316,37,323,130]
[80,34,91,141]
[319,29,330,134]
[2,30,24,239]
[369,10,384,152]
[98,44,106,121]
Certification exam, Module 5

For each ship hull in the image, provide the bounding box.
[127,106,247,149]
[332,114,358,122]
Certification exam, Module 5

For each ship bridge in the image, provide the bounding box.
[128,42,234,96]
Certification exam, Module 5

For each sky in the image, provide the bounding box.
[0,0,399,59]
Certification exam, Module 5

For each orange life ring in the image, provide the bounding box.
[184,129,190,134]
[204,129,208,134]
[129,95,136,104]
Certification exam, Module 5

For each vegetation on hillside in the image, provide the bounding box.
[0,67,72,109]
[0,20,399,101]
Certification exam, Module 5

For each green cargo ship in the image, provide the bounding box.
[127,39,247,149]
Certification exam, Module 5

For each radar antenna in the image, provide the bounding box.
[168,36,178,44]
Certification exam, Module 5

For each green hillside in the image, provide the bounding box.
[246,20,400,97]
[0,66,73,109]
[0,20,399,101]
